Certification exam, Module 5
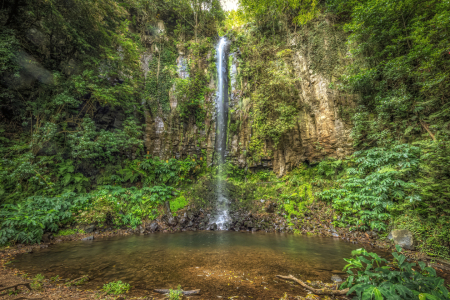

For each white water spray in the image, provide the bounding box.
[213,37,230,230]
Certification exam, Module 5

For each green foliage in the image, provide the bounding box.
[101,155,205,186]
[281,183,313,221]
[0,193,88,245]
[30,274,45,290]
[170,196,188,213]
[240,0,320,28]
[144,46,178,115]
[222,9,248,33]
[166,0,224,41]
[74,185,175,228]
[317,158,345,179]
[102,280,131,295]
[391,140,450,258]
[0,0,221,205]
[319,144,421,231]
[330,0,450,147]
[55,228,84,236]
[249,170,275,182]
[247,48,300,155]
[175,73,210,127]
[340,246,448,299]
[173,40,214,127]
[225,162,248,182]
[67,117,143,162]
[168,285,183,300]
[394,213,450,260]
[415,140,450,221]
[56,160,89,193]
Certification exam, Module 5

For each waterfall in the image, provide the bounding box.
[213,37,230,230]
[177,56,189,79]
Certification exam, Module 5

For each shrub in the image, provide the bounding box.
[168,285,183,300]
[102,280,131,295]
[170,196,188,213]
[0,193,88,245]
[30,274,45,290]
[74,185,176,228]
[319,144,421,231]
[340,246,448,299]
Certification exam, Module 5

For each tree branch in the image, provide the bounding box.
[276,275,349,296]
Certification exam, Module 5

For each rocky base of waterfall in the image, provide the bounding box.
[149,204,293,234]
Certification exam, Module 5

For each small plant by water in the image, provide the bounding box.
[340,246,448,299]
[31,274,45,290]
[168,285,183,300]
[102,280,131,295]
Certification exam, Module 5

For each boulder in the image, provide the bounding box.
[42,232,53,243]
[391,229,414,250]
[167,216,178,226]
[265,202,277,213]
[82,235,94,241]
[368,231,378,238]
[148,222,159,232]
[387,231,393,240]
[331,275,343,283]
[84,224,96,233]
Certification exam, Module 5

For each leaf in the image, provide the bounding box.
[396,254,406,266]
[373,287,383,300]
[362,286,375,300]
[419,293,439,300]
[63,173,71,185]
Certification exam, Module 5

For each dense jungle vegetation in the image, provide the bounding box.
[226,0,450,260]
[1,0,450,298]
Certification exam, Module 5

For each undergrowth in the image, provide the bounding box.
[102,280,131,295]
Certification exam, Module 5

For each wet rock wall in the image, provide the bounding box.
[141,23,355,175]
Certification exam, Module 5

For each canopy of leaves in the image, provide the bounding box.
[329,0,450,147]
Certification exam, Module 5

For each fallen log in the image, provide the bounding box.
[154,289,200,295]
[0,283,32,292]
[0,283,45,299]
[276,275,349,296]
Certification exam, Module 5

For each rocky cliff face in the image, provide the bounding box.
[140,47,218,164]
[227,41,355,176]
[141,26,354,176]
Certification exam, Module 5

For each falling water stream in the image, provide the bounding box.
[213,37,230,230]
